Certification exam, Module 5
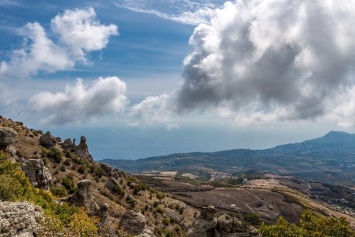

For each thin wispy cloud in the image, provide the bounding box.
[0,0,19,7]
[115,0,220,25]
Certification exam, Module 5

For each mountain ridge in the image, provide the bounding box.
[101,131,355,184]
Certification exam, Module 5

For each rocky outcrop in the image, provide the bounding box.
[0,201,43,237]
[187,206,217,237]
[216,214,259,237]
[119,210,156,237]
[20,159,52,190]
[62,138,75,151]
[76,136,93,162]
[0,127,17,148]
[69,179,99,214]
[39,131,57,148]
[187,207,259,237]
[62,136,94,162]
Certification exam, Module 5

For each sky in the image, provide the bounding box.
[1,0,355,160]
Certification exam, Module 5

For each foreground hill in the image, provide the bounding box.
[0,116,198,236]
[101,131,355,185]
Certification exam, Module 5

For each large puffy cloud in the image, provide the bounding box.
[29,77,127,124]
[176,0,355,124]
[0,7,117,79]
[51,7,118,60]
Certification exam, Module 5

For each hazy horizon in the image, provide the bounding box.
[47,125,343,160]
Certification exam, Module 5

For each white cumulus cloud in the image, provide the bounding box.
[0,7,118,79]
[175,0,355,126]
[29,76,127,124]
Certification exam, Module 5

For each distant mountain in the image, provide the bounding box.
[100,131,355,184]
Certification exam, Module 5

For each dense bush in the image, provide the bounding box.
[243,213,261,226]
[42,147,63,164]
[61,174,77,194]
[50,187,67,197]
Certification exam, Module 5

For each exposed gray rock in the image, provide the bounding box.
[119,211,155,236]
[69,179,99,214]
[0,201,43,237]
[39,131,56,148]
[63,138,73,148]
[5,145,16,156]
[99,203,109,224]
[76,136,93,162]
[101,163,112,174]
[20,159,52,190]
[105,177,122,190]
[187,207,259,237]
[201,206,216,221]
[0,118,3,124]
[165,208,182,223]
[0,127,17,147]
[136,229,156,237]
[187,207,217,237]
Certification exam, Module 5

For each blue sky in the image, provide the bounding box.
[1,0,355,160]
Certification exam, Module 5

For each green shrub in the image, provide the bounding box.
[163,217,170,226]
[111,185,125,197]
[50,187,67,197]
[156,207,164,215]
[243,213,261,225]
[126,198,136,209]
[49,147,63,163]
[62,175,76,194]
[0,174,25,201]
[77,165,87,174]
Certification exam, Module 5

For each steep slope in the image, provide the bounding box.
[0,116,198,236]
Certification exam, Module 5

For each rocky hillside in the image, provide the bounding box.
[0,116,263,237]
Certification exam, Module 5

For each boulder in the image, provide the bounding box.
[101,163,113,175]
[105,177,122,190]
[0,201,43,237]
[216,214,252,237]
[0,127,17,147]
[39,131,56,148]
[70,179,99,214]
[99,203,109,224]
[5,145,16,156]
[136,228,156,237]
[119,211,150,236]
[20,159,52,189]
[187,206,217,237]
[201,206,216,221]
